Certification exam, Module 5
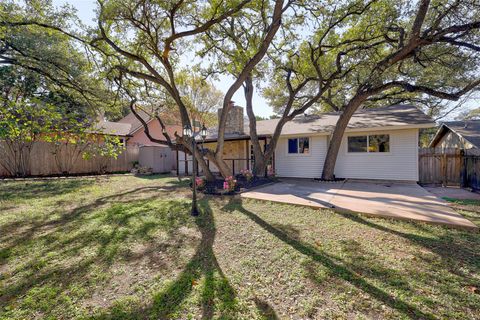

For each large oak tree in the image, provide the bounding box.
[88,0,290,180]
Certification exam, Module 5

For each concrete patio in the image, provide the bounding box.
[241,179,478,230]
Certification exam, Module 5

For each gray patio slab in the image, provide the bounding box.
[423,186,480,200]
[241,179,478,230]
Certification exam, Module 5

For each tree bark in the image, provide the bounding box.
[244,74,268,176]
[321,97,365,180]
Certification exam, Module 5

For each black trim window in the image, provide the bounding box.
[288,137,310,154]
[348,134,390,153]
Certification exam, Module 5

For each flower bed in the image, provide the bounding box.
[192,173,274,195]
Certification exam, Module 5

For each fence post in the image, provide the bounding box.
[442,153,447,187]
[460,149,466,188]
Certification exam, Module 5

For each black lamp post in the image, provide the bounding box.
[183,122,208,216]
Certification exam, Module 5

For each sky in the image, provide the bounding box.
[52,0,274,118]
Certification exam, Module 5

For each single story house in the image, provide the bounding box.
[429,120,480,149]
[178,104,435,181]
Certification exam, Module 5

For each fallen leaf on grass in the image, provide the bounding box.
[467,286,478,294]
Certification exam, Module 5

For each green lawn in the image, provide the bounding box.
[0,175,479,319]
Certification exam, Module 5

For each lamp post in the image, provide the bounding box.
[183,123,208,216]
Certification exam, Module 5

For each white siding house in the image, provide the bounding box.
[273,129,420,181]
[275,135,328,178]
[178,104,436,182]
[334,129,419,181]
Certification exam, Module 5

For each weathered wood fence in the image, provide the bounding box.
[419,147,480,189]
[0,141,139,178]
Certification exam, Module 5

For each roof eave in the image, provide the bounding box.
[428,124,448,148]
[277,123,437,137]
[439,123,479,149]
[345,122,436,133]
[128,118,155,135]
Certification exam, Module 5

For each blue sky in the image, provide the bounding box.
[52,0,274,117]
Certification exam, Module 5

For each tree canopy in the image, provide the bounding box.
[2,0,480,179]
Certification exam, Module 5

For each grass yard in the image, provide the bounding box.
[0,175,479,319]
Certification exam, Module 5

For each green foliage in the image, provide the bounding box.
[261,0,480,116]
[0,64,124,176]
[83,135,125,161]
[176,72,223,127]
[0,0,120,116]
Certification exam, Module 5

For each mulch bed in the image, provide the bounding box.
[192,175,275,195]
[312,177,345,183]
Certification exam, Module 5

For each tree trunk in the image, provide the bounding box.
[214,154,233,178]
[321,98,364,180]
[244,74,268,177]
[253,156,266,177]
[193,148,216,182]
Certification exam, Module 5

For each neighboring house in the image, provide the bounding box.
[94,111,182,173]
[429,120,480,149]
[91,120,132,144]
[178,104,435,181]
[117,109,182,146]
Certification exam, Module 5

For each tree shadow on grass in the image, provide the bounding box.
[88,198,238,320]
[0,193,191,307]
[0,184,188,255]
[334,211,480,277]
[0,178,94,202]
[253,297,279,320]
[163,199,240,318]
[1,178,241,319]
[222,198,437,320]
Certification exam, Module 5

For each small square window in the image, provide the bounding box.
[299,137,309,154]
[348,136,367,152]
[288,138,298,154]
[369,135,390,152]
[288,137,310,154]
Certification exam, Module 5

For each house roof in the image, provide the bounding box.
[117,109,152,135]
[429,120,480,148]
[91,121,132,136]
[118,109,181,135]
[202,104,435,141]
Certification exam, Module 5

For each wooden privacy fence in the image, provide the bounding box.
[0,141,140,177]
[419,147,480,189]
[419,148,463,186]
[463,151,480,190]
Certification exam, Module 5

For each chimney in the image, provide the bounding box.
[217,101,244,135]
[96,110,106,123]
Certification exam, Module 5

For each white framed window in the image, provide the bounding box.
[288,137,310,154]
[347,134,390,153]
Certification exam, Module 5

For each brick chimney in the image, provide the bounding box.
[217,101,244,134]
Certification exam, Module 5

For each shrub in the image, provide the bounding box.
[223,176,237,192]
[240,169,253,182]
[195,176,206,189]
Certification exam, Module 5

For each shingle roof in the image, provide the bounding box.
[91,121,132,136]
[432,120,480,148]
[118,109,181,135]
[202,104,434,141]
[117,109,151,134]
